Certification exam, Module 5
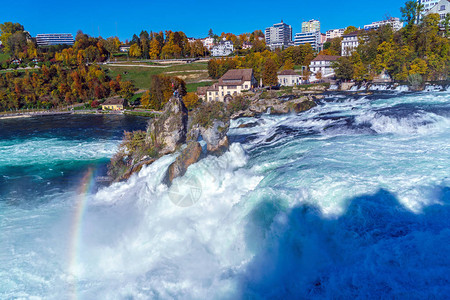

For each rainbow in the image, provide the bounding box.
[68,167,96,299]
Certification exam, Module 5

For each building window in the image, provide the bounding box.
[215,91,218,95]
[227,91,230,95]
[244,85,248,89]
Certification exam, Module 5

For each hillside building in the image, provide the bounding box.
[206,69,257,102]
[36,33,74,46]
[265,21,293,50]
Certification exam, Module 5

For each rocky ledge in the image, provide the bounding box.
[108,93,320,184]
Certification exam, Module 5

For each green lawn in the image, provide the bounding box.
[0,68,38,74]
[102,62,209,90]
[186,81,215,93]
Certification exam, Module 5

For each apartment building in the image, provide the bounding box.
[36,33,74,46]
[302,19,321,33]
[341,31,359,56]
[265,21,293,50]
[294,31,322,51]
[211,40,234,57]
[364,17,404,31]
[326,28,345,40]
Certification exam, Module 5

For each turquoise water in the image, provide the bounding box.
[1,91,450,299]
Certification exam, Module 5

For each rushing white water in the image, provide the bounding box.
[1,91,450,299]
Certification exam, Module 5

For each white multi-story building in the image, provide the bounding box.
[419,0,440,11]
[294,31,322,51]
[302,19,321,33]
[211,40,234,56]
[425,0,450,28]
[364,17,404,31]
[36,33,74,46]
[341,31,359,56]
[309,55,340,82]
[265,20,293,50]
[326,28,345,40]
[206,69,257,102]
[202,37,215,50]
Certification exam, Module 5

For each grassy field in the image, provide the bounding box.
[102,62,210,90]
[0,68,38,74]
[186,81,215,93]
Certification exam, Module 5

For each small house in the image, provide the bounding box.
[102,98,126,111]
[278,70,302,86]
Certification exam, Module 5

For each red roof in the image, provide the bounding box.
[218,69,254,86]
[312,55,340,62]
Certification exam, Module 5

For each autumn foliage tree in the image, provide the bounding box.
[148,75,186,110]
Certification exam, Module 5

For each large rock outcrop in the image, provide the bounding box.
[230,96,318,119]
[200,120,230,155]
[147,96,188,155]
[164,141,202,185]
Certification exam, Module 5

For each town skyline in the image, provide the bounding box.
[0,0,407,41]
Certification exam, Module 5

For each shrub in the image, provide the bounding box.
[191,101,228,129]
[91,100,100,108]
[183,92,200,110]
[407,74,424,91]
[227,95,250,115]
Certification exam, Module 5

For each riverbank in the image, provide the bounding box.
[0,109,160,120]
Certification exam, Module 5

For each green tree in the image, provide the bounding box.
[0,22,26,55]
[344,26,358,35]
[332,57,354,81]
[401,0,424,26]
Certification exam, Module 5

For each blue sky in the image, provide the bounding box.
[0,0,407,41]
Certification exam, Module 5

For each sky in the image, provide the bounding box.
[0,0,407,41]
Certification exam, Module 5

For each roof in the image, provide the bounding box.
[278,70,299,76]
[102,98,125,106]
[197,86,208,95]
[342,31,360,37]
[206,83,219,91]
[312,55,340,62]
[218,69,254,86]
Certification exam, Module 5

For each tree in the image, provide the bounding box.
[282,58,294,70]
[344,26,358,35]
[129,44,142,57]
[0,22,25,54]
[409,58,427,75]
[262,58,278,87]
[183,92,200,110]
[208,29,214,38]
[149,39,160,59]
[401,0,424,26]
[315,70,323,81]
[332,57,354,81]
[119,81,136,99]
[443,13,450,38]
[141,91,150,108]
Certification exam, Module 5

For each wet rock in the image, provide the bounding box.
[119,158,157,181]
[147,96,188,155]
[200,120,230,155]
[238,121,259,128]
[164,142,202,185]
